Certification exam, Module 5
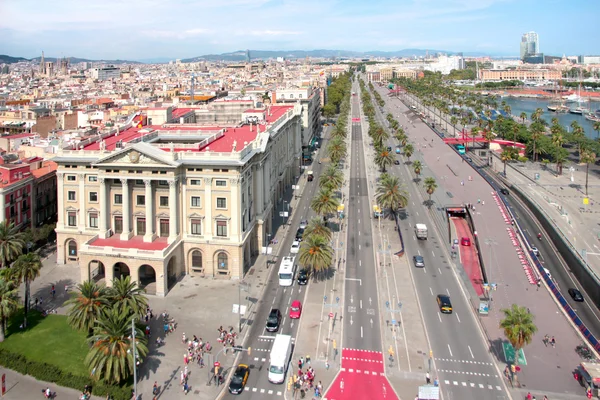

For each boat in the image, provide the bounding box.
[585,112,600,122]
[569,107,584,115]
[547,103,569,113]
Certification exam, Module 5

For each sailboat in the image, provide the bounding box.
[548,82,569,113]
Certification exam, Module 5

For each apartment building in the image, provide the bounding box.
[274,87,321,148]
[479,68,562,81]
[53,103,302,296]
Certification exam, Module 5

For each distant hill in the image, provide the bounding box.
[0,54,141,65]
[181,48,481,62]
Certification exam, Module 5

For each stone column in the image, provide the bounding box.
[204,178,213,237]
[230,177,240,241]
[56,174,64,226]
[168,178,178,242]
[143,179,155,242]
[0,189,5,224]
[120,179,132,240]
[255,163,264,217]
[99,178,108,237]
[78,173,86,230]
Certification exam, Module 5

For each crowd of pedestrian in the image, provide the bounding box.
[293,357,322,398]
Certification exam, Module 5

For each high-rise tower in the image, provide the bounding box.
[39,51,46,75]
[520,32,539,60]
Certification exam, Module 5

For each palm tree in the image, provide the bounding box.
[571,123,585,155]
[512,124,520,146]
[403,143,414,162]
[519,112,527,124]
[66,280,109,333]
[319,165,344,191]
[530,123,544,162]
[423,177,438,201]
[298,234,334,275]
[311,188,340,218]
[594,121,600,140]
[327,138,347,165]
[107,276,148,319]
[12,252,42,328]
[376,174,409,214]
[413,160,423,181]
[450,116,458,137]
[0,221,25,269]
[0,278,19,342]
[469,127,480,150]
[504,105,512,118]
[500,149,514,176]
[580,149,597,196]
[303,217,332,242]
[86,306,148,384]
[499,304,537,364]
[375,149,395,172]
[551,131,565,174]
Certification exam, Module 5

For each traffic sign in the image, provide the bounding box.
[329,312,334,319]
[214,361,221,367]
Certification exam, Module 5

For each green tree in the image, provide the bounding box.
[11,252,42,328]
[322,104,336,121]
[499,304,537,364]
[298,234,334,275]
[529,123,544,162]
[303,217,332,242]
[319,165,344,191]
[551,131,565,174]
[500,148,517,176]
[327,138,347,165]
[594,121,600,140]
[107,276,148,319]
[403,143,414,162]
[450,116,458,137]
[66,280,109,334]
[520,112,527,124]
[0,278,19,342]
[580,149,597,196]
[423,177,438,201]
[86,306,148,384]
[311,189,340,218]
[571,122,585,155]
[375,149,395,172]
[0,221,25,269]
[376,174,409,214]
[413,160,423,181]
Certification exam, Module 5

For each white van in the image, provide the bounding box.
[268,334,292,384]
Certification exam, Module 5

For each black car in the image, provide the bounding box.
[297,269,309,285]
[568,288,584,302]
[228,364,249,394]
[295,228,305,241]
[387,146,392,151]
[394,160,400,165]
[413,255,425,268]
[266,309,282,332]
[500,188,510,195]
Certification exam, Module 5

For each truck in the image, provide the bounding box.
[268,334,293,384]
[415,223,428,240]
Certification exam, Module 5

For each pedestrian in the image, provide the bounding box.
[543,396,548,400]
[184,354,188,365]
[537,279,541,291]
[543,334,549,347]
[433,377,439,387]
[477,198,481,204]
[180,370,184,385]
[550,336,556,348]
[65,284,68,293]
[482,200,485,206]
[184,365,188,378]
[425,372,431,384]
[183,382,189,395]
[299,357,304,370]
[35,297,39,307]
[152,382,159,396]
[51,285,55,298]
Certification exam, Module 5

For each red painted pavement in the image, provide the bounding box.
[452,217,485,296]
[324,349,398,400]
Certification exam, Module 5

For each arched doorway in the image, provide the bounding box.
[66,239,78,262]
[215,251,229,276]
[189,249,203,273]
[89,260,105,282]
[167,257,177,289]
[113,262,130,280]
[138,265,156,294]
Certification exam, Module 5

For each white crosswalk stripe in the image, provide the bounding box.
[244,387,283,396]
[442,380,502,391]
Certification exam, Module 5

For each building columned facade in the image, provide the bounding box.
[479,68,562,81]
[54,103,302,296]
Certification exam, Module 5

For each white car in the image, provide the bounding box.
[531,247,540,257]
[299,219,309,230]
[290,241,300,254]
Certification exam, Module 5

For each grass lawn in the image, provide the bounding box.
[0,310,89,377]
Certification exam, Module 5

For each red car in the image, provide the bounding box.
[461,237,471,246]
[289,300,302,319]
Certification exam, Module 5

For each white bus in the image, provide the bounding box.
[268,334,293,384]
[278,256,296,286]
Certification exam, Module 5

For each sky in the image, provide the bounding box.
[0,0,598,61]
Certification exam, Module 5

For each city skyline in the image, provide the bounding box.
[0,0,598,61]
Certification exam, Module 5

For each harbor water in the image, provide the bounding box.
[501,97,599,140]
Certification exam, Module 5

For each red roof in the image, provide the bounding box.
[84,105,294,153]
[171,108,193,119]
[90,235,169,251]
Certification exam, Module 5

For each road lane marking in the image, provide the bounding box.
[438,267,442,275]
[253,388,258,392]
[359,260,361,266]
[360,300,363,309]
[468,346,474,358]
[446,288,450,295]
[448,344,453,357]
[437,313,442,323]
[429,287,433,296]
[432,250,435,257]
[423,267,427,274]
[455,312,461,323]
[288,297,291,304]
[359,245,361,250]
[361,326,363,337]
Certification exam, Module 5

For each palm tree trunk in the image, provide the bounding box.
[586,163,589,196]
[0,318,5,342]
[503,161,507,176]
[24,280,29,328]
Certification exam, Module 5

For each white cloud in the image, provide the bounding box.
[249,30,303,36]
[142,28,212,40]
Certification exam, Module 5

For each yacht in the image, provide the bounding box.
[547,103,569,113]
[569,107,584,115]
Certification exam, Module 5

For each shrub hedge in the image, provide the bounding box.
[0,348,132,400]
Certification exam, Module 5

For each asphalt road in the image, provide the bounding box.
[471,155,600,350]
[368,82,508,399]
[342,82,383,352]
[221,128,331,399]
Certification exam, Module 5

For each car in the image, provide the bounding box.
[299,219,309,229]
[531,247,540,257]
[394,160,400,165]
[266,309,282,332]
[228,364,250,394]
[461,237,471,246]
[289,300,302,319]
[500,188,510,195]
[295,228,305,241]
[387,146,392,151]
[297,269,310,285]
[568,288,584,302]
[436,295,453,314]
[290,240,300,254]
[413,255,425,268]
[465,157,472,163]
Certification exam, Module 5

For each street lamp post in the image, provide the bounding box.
[131,318,138,399]
[282,200,288,227]
[484,239,497,304]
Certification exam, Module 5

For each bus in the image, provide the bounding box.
[268,334,293,383]
[278,256,296,286]
[456,144,466,154]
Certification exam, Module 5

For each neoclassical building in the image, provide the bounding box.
[54,103,302,296]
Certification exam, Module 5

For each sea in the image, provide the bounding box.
[501,97,599,140]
